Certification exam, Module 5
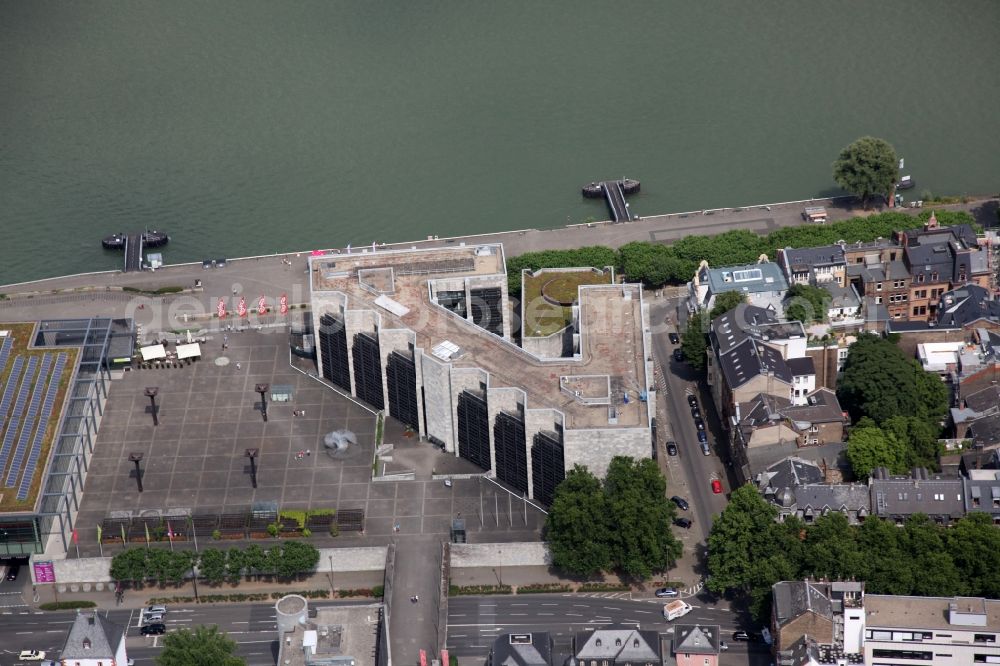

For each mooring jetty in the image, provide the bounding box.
[582,178,640,222]
[102,230,169,272]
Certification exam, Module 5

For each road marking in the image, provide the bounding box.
[450,614,465,617]
[566,613,582,617]
[634,610,653,614]
[510,613,526,616]
[538,613,553,616]
[16,631,32,634]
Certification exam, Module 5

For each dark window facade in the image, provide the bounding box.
[470,288,504,336]
[319,314,351,392]
[457,391,491,470]
[494,411,528,494]
[872,649,932,661]
[531,430,565,506]
[386,351,419,431]
[352,332,384,409]
[437,290,467,318]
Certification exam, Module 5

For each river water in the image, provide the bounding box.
[1,0,998,284]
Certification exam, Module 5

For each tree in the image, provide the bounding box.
[110,548,149,585]
[157,625,245,666]
[883,415,942,470]
[784,284,830,324]
[545,466,613,576]
[680,312,707,371]
[199,548,227,586]
[947,512,1000,598]
[709,291,746,320]
[277,541,320,579]
[603,457,682,579]
[243,544,266,580]
[856,517,915,595]
[706,485,784,596]
[837,334,948,427]
[226,547,246,583]
[832,136,898,208]
[902,514,963,597]
[846,426,909,479]
[801,513,863,580]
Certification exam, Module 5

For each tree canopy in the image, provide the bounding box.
[707,485,1000,622]
[832,136,899,207]
[545,458,681,579]
[709,291,746,320]
[157,626,245,666]
[846,426,909,479]
[784,284,830,324]
[680,312,708,371]
[837,333,948,427]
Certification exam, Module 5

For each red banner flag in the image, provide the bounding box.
[217,298,227,318]
[238,295,248,318]
[420,650,427,666]
[279,294,288,315]
[72,529,78,545]
[258,295,267,315]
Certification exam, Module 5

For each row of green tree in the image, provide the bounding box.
[836,334,949,478]
[110,542,320,586]
[708,486,1000,622]
[545,457,682,579]
[506,209,975,294]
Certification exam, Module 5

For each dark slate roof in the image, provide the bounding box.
[746,440,848,483]
[740,393,793,428]
[772,581,834,629]
[761,456,825,490]
[964,472,1000,516]
[673,625,721,655]
[782,388,847,425]
[964,384,1000,414]
[821,283,861,309]
[574,628,660,663]
[710,305,778,355]
[492,633,553,666]
[904,223,979,249]
[787,356,815,376]
[782,245,846,272]
[794,484,871,515]
[870,471,965,518]
[61,612,125,660]
[937,284,1000,328]
[864,297,890,324]
[968,413,1000,448]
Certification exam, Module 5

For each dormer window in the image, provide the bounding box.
[932,272,939,281]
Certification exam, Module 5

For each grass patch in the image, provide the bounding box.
[449,584,513,596]
[522,269,612,337]
[39,600,97,610]
[517,583,573,594]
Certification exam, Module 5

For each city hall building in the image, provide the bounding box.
[310,244,655,504]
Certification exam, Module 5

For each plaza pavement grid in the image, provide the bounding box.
[72,330,546,557]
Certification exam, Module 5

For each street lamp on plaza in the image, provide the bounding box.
[245,448,259,489]
[128,452,144,493]
[255,383,270,422]
[144,387,159,426]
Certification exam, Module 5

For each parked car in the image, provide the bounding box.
[655,587,679,598]
[697,430,708,444]
[674,517,693,529]
[145,605,167,615]
[711,478,723,494]
[666,441,678,456]
[694,417,705,431]
[18,652,47,661]
[690,405,700,418]
[732,631,752,642]
[719,641,729,651]
[687,394,698,408]
[7,565,20,581]
[668,332,680,345]
[673,348,684,362]
[670,495,689,511]
[141,623,166,636]
[143,613,164,624]
[700,440,710,456]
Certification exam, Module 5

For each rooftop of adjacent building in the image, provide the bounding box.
[490,632,553,666]
[865,594,1000,632]
[698,259,789,295]
[311,244,649,429]
[277,602,381,666]
[61,611,125,660]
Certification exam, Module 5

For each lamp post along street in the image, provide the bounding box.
[144,387,159,426]
[128,452,144,493]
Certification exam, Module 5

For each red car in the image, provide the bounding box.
[711,478,723,494]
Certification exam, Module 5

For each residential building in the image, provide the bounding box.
[771,580,865,666]
[758,458,870,525]
[489,633,554,666]
[572,627,662,666]
[844,238,911,323]
[688,257,789,315]
[777,245,847,288]
[788,357,816,404]
[962,469,1000,524]
[59,611,128,666]
[953,384,1000,450]
[818,283,863,329]
[672,624,721,666]
[937,284,1000,330]
[310,244,655,503]
[870,467,966,525]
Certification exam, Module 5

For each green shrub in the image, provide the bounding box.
[578,582,630,592]
[266,523,280,537]
[517,583,572,594]
[448,584,512,596]
[372,585,384,598]
[212,529,221,540]
[301,528,312,538]
[39,601,97,610]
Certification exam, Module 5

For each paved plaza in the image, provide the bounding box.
[73,330,545,556]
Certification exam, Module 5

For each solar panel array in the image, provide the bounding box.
[0,356,38,482]
[17,353,68,500]
[0,338,12,373]
[6,353,53,488]
[0,355,24,434]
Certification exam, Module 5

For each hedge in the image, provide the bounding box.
[39,600,98,610]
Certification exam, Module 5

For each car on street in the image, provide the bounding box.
[711,478,723,494]
[145,605,167,615]
[694,417,705,431]
[670,495,689,510]
[732,631,752,642]
[666,441,678,456]
[690,405,700,418]
[673,348,684,362]
[687,394,698,407]
[7,564,20,581]
[697,430,708,444]
[141,623,166,636]
[655,587,679,598]
[668,332,680,344]
[719,641,729,651]
[18,651,47,661]
[700,440,710,456]
[674,517,693,529]
[144,612,164,624]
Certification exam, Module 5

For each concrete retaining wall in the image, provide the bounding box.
[450,542,551,568]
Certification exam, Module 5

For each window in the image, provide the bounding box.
[875,296,882,304]
[872,648,932,661]
[932,272,939,281]
[918,274,925,283]
[975,634,996,643]
[876,282,883,291]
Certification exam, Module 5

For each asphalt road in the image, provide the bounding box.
[446,594,771,666]
[0,602,319,666]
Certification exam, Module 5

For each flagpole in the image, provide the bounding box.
[189,517,198,552]
[144,523,150,549]
[167,522,174,551]
[120,523,126,548]
[97,525,103,559]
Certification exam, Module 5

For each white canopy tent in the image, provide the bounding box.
[139,344,166,361]
[176,343,202,360]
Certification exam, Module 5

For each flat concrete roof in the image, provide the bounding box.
[866,594,1000,631]
[311,245,649,429]
[278,602,381,666]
